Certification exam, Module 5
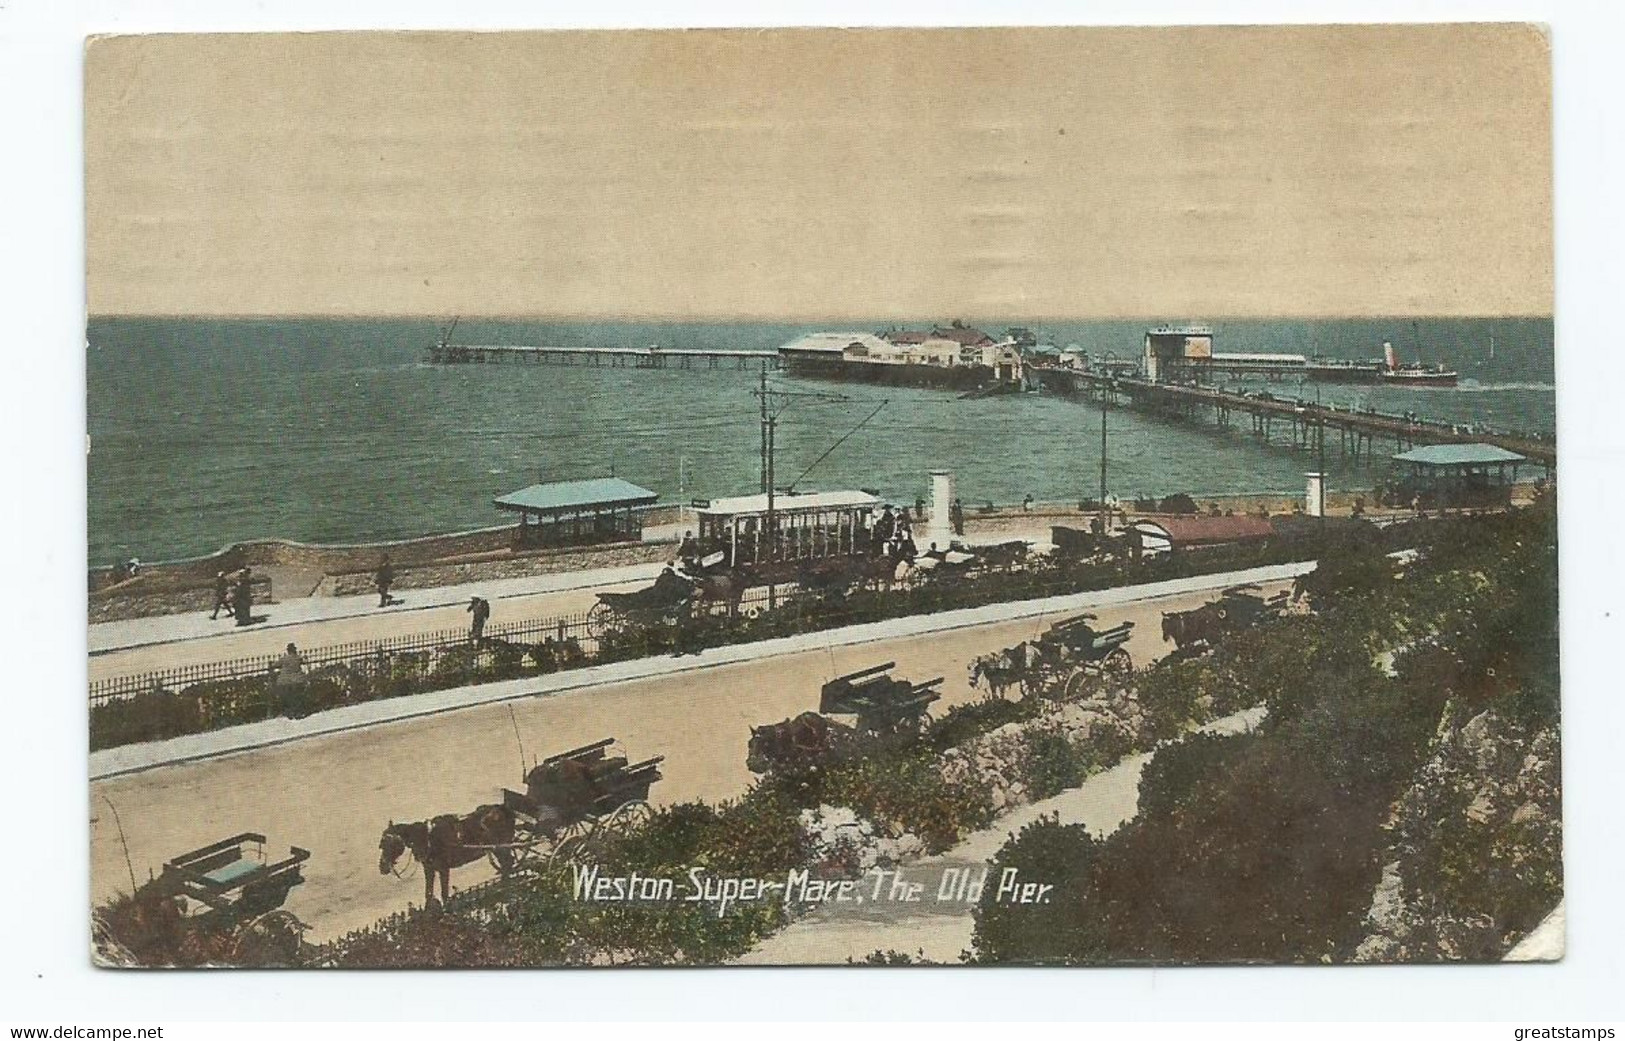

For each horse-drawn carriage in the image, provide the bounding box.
[748,662,942,775]
[819,661,943,737]
[1049,524,1124,561]
[500,737,663,868]
[379,737,663,907]
[587,568,701,637]
[149,833,311,962]
[969,613,1136,701]
[1160,583,1292,656]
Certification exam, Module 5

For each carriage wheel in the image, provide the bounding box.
[586,602,617,639]
[1061,668,1094,702]
[548,833,591,869]
[1102,648,1133,683]
[231,909,307,966]
[605,800,654,835]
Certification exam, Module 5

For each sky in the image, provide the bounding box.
[85,24,1553,320]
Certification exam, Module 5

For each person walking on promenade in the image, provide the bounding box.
[210,570,229,620]
[949,497,965,537]
[375,554,395,608]
[233,568,254,627]
[467,596,491,644]
[272,642,307,719]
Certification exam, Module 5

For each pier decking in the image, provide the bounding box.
[429,344,782,369]
[1034,367,1555,468]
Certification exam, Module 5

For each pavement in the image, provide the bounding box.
[88,560,669,656]
[89,559,1314,782]
[88,574,1301,943]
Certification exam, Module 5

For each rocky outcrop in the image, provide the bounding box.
[1353,705,1561,962]
[937,686,1146,814]
[797,805,926,876]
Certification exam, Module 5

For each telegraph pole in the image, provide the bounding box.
[759,363,770,494]
[752,377,850,612]
[1098,391,1109,534]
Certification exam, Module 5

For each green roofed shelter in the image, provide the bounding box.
[495,477,659,548]
[1385,442,1525,512]
[1391,443,1527,467]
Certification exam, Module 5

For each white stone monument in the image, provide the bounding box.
[1305,472,1327,518]
[928,470,956,551]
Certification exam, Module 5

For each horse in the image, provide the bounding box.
[862,541,916,592]
[975,540,1030,574]
[379,804,517,908]
[747,712,850,775]
[1160,603,1226,653]
[967,642,1041,700]
[689,569,750,619]
[795,557,857,602]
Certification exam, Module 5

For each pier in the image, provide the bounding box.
[429,343,782,370]
[1034,367,1556,469]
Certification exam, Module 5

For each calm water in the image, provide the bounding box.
[87,317,1555,564]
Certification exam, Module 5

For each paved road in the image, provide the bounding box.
[89,580,1288,943]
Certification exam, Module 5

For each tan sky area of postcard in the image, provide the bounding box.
[85,25,1552,319]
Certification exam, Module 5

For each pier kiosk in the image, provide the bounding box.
[494,477,659,549]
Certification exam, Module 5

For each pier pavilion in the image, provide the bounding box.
[494,477,659,549]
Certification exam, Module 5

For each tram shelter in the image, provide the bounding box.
[1385,443,1526,510]
[495,477,659,549]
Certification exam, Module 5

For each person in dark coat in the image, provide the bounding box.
[949,498,966,536]
[375,555,395,607]
[233,568,253,627]
[467,596,491,643]
[210,571,230,620]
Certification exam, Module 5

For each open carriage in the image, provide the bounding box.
[1160,583,1292,656]
[587,570,699,637]
[499,737,664,869]
[154,832,310,962]
[1031,614,1136,699]
[819,661,943,737]
[747,663,942,775]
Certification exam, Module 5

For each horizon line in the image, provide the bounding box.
[86,312,1558,323]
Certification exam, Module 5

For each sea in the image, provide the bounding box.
[87,317,1556,565]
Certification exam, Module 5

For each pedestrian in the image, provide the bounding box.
[949,497,965,536]
[272,642,307,718]
[467,596,491,643]
[1023,494,1034,512]
[914,496,925,521]
[233,567,254,627]
[210,570,229,620]
[375,554,395,608]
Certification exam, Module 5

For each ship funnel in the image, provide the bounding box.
[1383,341,1399,371]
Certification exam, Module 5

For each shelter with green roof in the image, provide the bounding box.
[1384,443,1526,511]
[494,477,659,548]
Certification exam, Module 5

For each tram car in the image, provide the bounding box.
[687,489,883,575]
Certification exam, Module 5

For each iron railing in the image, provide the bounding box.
[90,585,783,708]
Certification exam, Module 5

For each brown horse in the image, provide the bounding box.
[379,804,517,908]
[747,712,852,774]
[690,569,750,619]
